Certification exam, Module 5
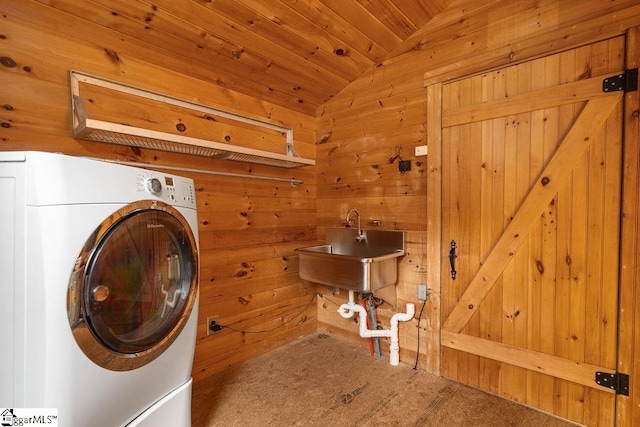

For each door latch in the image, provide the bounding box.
[449,240,457,280]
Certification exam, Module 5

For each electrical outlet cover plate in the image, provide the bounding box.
[418,284,427,301]
[206,315,220,336]
[415,145,428,156]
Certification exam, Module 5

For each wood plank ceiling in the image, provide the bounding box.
[40,0,452,115]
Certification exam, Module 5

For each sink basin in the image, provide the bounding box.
[295,228,406,293]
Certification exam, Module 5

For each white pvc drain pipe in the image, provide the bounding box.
[337,291,415,366]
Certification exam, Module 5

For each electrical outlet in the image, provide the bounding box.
[207,315,221,336]
[418,284,428,301]
[399,160,411,173]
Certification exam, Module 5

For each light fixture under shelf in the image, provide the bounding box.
[70,71,315,168]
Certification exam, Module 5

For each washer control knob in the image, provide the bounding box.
[145,178,162,194]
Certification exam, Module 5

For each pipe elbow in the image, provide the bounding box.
[402,302,416,320]
[390,303,415,328]
[337,304,355,318]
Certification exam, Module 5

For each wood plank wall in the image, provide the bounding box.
[0,0,317,382]
[4,0,640,424]
[316,0,640,424]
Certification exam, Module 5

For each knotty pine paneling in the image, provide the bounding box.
[4,0,640,423]
[316,4,640,427]
[0,3,318,139]
[3,0,323,114]
[13,0,453,114]
[0,2,317,383]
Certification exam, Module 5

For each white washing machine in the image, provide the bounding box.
[0,151,200,426]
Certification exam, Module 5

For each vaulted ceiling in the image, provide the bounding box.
[43,0,452,115]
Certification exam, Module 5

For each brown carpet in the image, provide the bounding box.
[192,333,577,427]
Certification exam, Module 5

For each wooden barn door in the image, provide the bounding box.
[437,37,627,425]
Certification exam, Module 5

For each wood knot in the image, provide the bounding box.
[541,176,550,186]
[0,56,17,68]
[468,304,474,310]
[103,48,120,64]
[175,123,187,132]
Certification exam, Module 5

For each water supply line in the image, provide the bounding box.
[337,291,415,366]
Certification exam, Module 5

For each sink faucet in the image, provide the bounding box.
[345,209,366,242]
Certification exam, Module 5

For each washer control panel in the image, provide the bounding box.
[136,171,196,208]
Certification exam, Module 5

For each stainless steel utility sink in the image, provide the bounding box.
[295,228,406,293]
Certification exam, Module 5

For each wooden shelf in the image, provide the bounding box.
[70,71,315,168]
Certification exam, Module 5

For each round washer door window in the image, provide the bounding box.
[68,200,198,371]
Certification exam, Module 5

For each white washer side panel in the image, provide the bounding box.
[0,161,26,406]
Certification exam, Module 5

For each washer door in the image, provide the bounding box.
[68,200,198,371]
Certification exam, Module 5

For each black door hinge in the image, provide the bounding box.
[602,68,638,93]
[595,371,629,395]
